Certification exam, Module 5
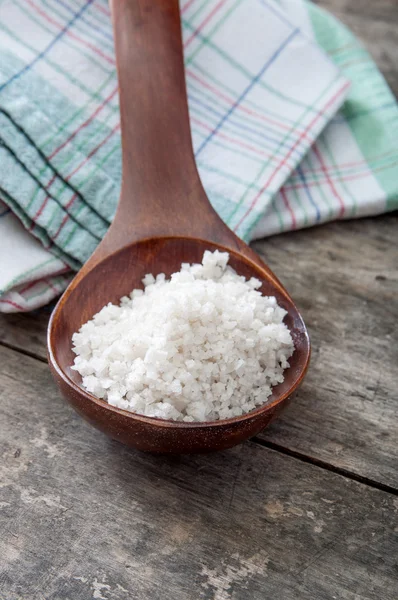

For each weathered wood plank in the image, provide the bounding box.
[1,344,397,600]
[0,308,49,361]
[255,215,398,487]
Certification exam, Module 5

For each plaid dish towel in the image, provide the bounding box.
[0,1,396,312]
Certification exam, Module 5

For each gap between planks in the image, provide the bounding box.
[0,339,48,364]
[253,438,398,497]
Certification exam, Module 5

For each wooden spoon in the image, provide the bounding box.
[47,0,310,454]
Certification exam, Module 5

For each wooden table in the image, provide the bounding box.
[1,2,397,598]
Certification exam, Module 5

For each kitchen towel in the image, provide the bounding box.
[0,0,396,312]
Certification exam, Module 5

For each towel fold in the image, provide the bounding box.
[0,0,396,312]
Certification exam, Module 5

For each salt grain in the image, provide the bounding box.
[71,251,294,422]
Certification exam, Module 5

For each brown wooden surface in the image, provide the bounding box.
[1,346,397,600]
[256,215,398,490]
[1,0,398,598]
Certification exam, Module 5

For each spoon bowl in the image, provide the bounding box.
[48,236,309,453]
[47,0,310,453]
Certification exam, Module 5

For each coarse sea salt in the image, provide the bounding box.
[71,250,294,422]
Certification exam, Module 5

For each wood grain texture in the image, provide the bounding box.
[255,215,398,488]
[0,308,49,361]
[1,345,397,600]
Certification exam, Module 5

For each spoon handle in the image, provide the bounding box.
[110,0,217,234]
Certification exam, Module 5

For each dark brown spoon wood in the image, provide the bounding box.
[47,0,310,454]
